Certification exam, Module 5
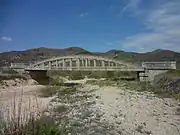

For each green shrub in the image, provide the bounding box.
[49,76,66,85]
[0,115,67,135]
[0,74,27,81]
[28,116,67,135]
[89,71,108,78]
[54,105,68,113]
[70,71,85,80]
[38,86,59,97]
[164,69,180,77]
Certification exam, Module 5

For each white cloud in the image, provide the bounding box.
[1,36,12,41]
[120,0,141,15]
[121,0,180,52]
[79,12,89,17]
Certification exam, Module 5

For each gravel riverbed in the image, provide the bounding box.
[45,84,180,135]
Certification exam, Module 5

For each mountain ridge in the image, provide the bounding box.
[0,47,180,68]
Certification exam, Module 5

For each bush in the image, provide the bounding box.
[54,105,67,113]
[164,69,180,77]
[49,76,66,85]
[70,71,85,80]
[0,115,66,135]
[89,71,108,79]
[0,74,27,81]
[0,91,67,135]
[38,86,59,97]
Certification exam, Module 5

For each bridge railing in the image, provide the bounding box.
[25,66,144,71]
[142,61,176,70]
[10,63,27,69]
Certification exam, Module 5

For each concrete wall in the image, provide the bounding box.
[139,70,168,82]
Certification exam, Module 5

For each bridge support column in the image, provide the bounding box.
[62,59,65,70]
[85,59,88,68]
[102,61,105,68]
[40,63,45,69]
[76,58,80,70]
[94,59,96,67]
[107,61,110,68]
[48,61,51,69]
[56,60,58,69]
[70,59,72,69]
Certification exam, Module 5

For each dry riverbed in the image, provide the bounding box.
[44,83,180,135]
[0,79,180,135]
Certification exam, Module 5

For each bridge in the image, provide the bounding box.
[24,55,142,71]
[10,55,176,82]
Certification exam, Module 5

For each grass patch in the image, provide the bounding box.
[49,76,66,86]
[57,86,77,95]
[0,74,27,81]
[86,79,117,87]
[54,105,68,113]
[0,115,67,135]
[70,71,86,80]
[48,70,137,81]
[87,79,180,100]
[126,81,180,100]
[38,85,77,98]
[163,69,180,77]
[48,71,91,80]
[38,86,59,97]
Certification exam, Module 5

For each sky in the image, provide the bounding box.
[0,0,180,52]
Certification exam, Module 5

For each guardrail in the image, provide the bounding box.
[25,67,144,72]
[142,61,176,69]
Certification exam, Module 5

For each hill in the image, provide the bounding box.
[0,47,90,66]
[0,47,180,68]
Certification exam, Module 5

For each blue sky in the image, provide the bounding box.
[0,0,180,52]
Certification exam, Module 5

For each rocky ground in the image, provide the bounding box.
[0,78,38,90]
[0,78,180,135]
[44,82,180,135]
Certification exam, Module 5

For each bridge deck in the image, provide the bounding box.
[25,67,145,72]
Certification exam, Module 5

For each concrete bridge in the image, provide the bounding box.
[10,55,176,82]
[25,55,140,71]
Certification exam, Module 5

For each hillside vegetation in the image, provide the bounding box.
[0,47,180,68]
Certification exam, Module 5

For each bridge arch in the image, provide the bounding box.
[27,55,131,71]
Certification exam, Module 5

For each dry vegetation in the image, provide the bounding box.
[1,69,180,134]
[0,91,67,135]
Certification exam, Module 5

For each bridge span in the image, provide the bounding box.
[25,55,137,71]
[10,55,176,82]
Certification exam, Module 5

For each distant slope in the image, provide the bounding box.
[103,49,180,67]
[134,49,180,67]
[0,47,180,68]
[0,47,90,66]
